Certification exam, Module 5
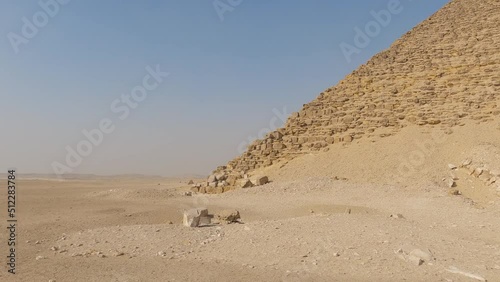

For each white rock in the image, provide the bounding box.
[408,255,424,266]
[183,208,209,227]
[447,178,457,188]
[409,249,433,262]
[461,159,472,167]
[448,164,458,170]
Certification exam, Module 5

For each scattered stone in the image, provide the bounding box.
[408,255,424,266]
[409,249,433,262]
[447,178,457,188]
[473,168,484,177]
[449,189,461,196]
[207,175,217,183]
[183,208,209,227]
[390,214,405,219]
[36,256,47,261]
[253,176,269,186]
[215,209,241,224]
[461,159,472,167]
[238,179,254,189]
[448,164,458,170]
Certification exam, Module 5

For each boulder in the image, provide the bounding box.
[215,209,241,224]
[215,173,227,181]
[207,175,217,183]
[253,176,269,186]
[183,208,209,227]
[226,175,238,186]
[238,179,254,188]
[188,180,194,185]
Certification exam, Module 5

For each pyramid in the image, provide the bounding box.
[201,0,500,193]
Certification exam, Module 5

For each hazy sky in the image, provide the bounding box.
[0,0,449,176]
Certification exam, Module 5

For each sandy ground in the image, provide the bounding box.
[2,121,500,282]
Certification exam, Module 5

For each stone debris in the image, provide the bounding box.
[446,178,457,188]
[449,159,500,192]
[183,208,210,228]
[390,214,405,219]
[461,159,473,167]
[448,164,458,170]
[36,256,47,261]
[408,255,424,266]
[238,179,254,189]
[195,172,270,194]
[409,249,433,262]
[396,247,434,266]
[215,209,241,224]
[252,176,269,186]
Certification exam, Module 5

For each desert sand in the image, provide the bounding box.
[2,120,500,281]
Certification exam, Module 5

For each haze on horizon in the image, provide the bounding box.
[0,0,449,177]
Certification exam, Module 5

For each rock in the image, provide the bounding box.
[226,175,238,186]
[461,159,472,167]
[408,255,424,266]
[473,168,484,177]
[447,178,457,188]
[215,209,241,224]
[183,208,209,227]
[188,180,194,185]
[448,164,458,170]
[390,213,405,219]
[409,249,433,262]
[253,176,269,186]
[207,175,217,183]
[190,187,199,193]
[35,256,46,261]
[215,173,227,181]
[238,179,254,189]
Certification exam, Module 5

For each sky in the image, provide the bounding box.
[0,0,450,177]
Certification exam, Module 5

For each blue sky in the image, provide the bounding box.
[0,0,450,176]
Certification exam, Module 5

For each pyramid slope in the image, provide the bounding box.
[208,0,500,190]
